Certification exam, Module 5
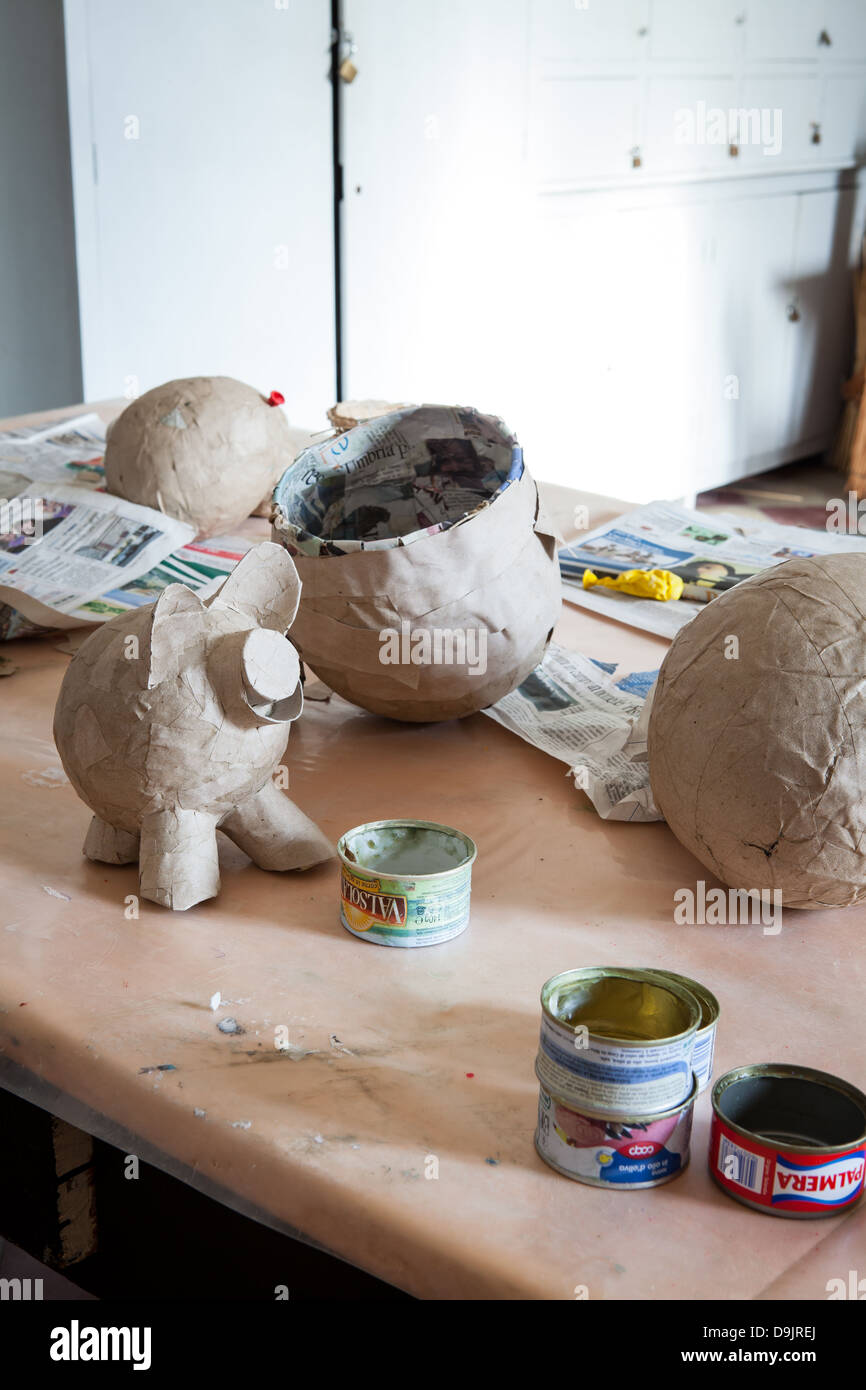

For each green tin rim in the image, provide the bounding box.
[337,819,477,884]
[540,966,701,1049]
[641,968,720,1031]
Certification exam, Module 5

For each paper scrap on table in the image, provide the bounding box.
[559,499,866,639]
[483,643,661,821]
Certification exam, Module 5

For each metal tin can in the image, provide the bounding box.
[337,819,476,948]
[710,1064,866,1218]
[644,969,719,1092]
[537,967,700,1116]
[535,1075,697,1188]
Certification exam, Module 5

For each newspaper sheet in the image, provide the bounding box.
[483,643,662,821]
[0,416,203,636]
[67,535,255,623]
[559,499,866,638]
[0,484,196,630]
[0,413,108,489]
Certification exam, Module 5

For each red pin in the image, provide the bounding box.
[267,390,285,407]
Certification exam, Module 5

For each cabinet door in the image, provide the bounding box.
[785,187,855,444]
[64,0,335,422]
[521,197,724,501]
[699,195,799,480]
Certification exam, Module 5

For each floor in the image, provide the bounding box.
[697,455,843,529]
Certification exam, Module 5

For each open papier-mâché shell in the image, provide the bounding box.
[105,376,295,538]
[648,551,866,910]
[53,542,333,911]
[271,405,562,722]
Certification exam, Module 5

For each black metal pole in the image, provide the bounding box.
[330,0,343,402]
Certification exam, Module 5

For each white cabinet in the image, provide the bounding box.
[530,0,650,64]
[343,0,866,498]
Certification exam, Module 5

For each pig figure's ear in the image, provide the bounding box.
[206,542,301,633]
[145,584,205,689]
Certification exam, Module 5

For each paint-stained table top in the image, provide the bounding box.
[1,403,864,1299]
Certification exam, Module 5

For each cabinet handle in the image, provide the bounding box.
[810,122,822,145]
[787,303,801,323]
[630,146,642,168]
[818,28,832,46]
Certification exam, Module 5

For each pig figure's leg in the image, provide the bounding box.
[139,807,221,911]
[220,781,333,871]
[83,815,140,865]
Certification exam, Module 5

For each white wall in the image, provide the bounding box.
[0,0,82,416]
[65,0,335,431]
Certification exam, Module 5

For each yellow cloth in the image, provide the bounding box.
[582,567,684,601]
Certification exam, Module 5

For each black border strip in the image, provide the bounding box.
[330,0,343,401]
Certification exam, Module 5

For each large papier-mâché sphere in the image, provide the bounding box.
[105,376,292,538]
[648,552,866,910]
[272,405,561,721]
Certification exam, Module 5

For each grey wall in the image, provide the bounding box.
[0,0,82,416]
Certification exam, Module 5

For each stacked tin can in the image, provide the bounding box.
[534,966,719,1189]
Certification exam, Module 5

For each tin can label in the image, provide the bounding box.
[340,863,471,947]
[536,1086,693,1187]
[538,1013,694,1115]
[710,1112,866,1214]
[691,1023,717,1092]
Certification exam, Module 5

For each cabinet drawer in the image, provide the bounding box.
[645,77,739,173]
[744,0,824,62]
[735,75,819,164]
[530,77,640,182]
[818,73,866,160]
[530,0,649,63]
[649,0,742,63]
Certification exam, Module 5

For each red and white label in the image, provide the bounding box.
[711,1113,865,1213]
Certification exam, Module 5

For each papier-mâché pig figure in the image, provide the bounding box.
[53,542,333,910]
